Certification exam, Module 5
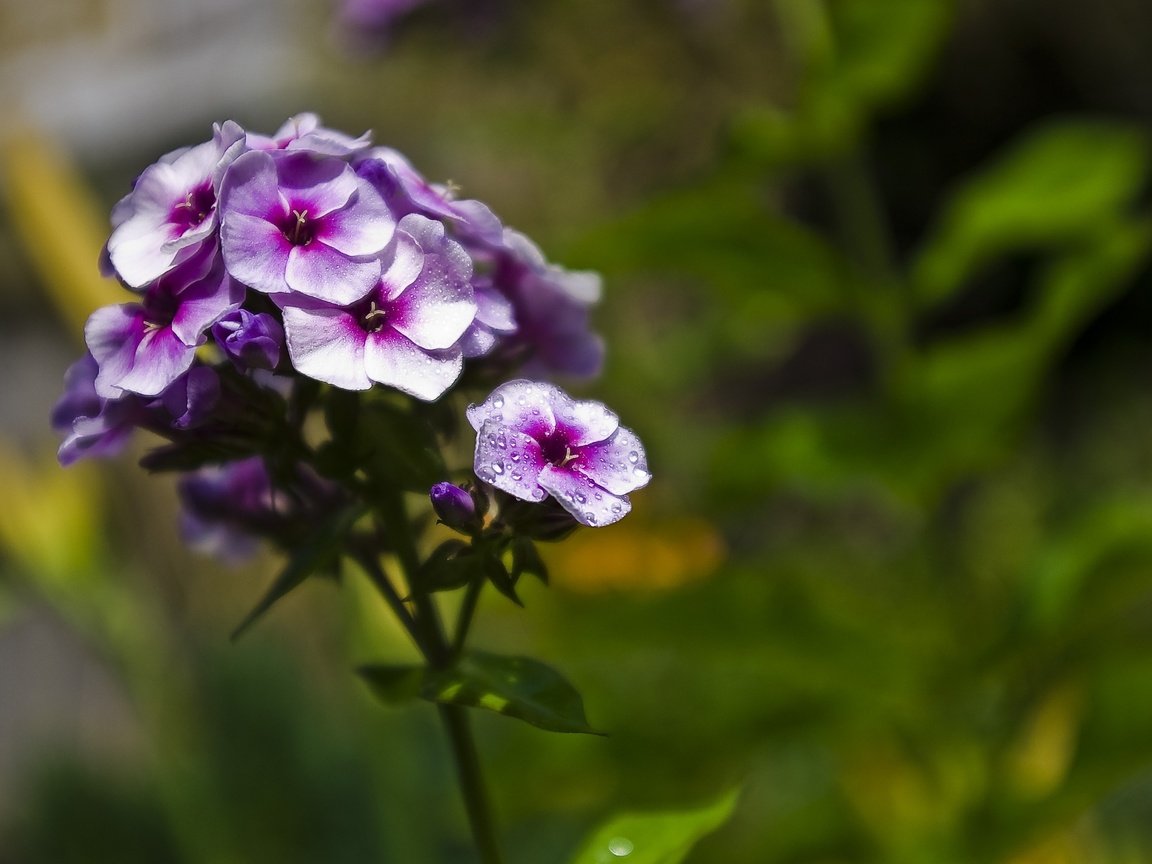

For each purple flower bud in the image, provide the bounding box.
[429,482,479,532]
[52,353,145,466]
[467,380,650,527]
[213,309,284,371]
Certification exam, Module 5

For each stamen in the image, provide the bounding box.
[290,209,309,245]
[363,300,388,332]
[559,446,579,467]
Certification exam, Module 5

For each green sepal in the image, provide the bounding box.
[510,536,549,585]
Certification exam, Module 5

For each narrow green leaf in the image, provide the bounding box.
[569,788,740,864]
[359,651,602,735]
[484,554,523,607]
[230,505,363,641]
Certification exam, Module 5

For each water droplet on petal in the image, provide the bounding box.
[492,462,504,475]
[610,503,622,514]
[633,467,647,478]
[510,452,521,462]
[496,434,507,449]
[585,512,597,524]
[575,493,587,504]
[531,488,546,501]
[511,472,522,481]
[608,837,633,857]
[493,396,504,409]
[628,451,639,464]
[492,412,503,422]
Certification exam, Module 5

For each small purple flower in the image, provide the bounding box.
[52,353,144,466]
[213,309,284,371]
[488,230,604,379]
[278,214,475,399]
[219,149,395,305]
[247,113,372,157]
[104,122,246,288]
[85,245,242,398]
[466,380,650,527]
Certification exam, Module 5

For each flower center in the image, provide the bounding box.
[540,433,579,468]
[170,183,215,231]
[359,299,389,333]
[282,209,315,246]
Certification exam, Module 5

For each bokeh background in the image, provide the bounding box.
[6,0,1152,861]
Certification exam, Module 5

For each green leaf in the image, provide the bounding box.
[569,788,740,864]
[230,505,363,641]
[359,651,601,734]
[484,553,523,606]
[912,120,1150,305]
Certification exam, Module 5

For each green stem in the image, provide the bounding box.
[372,489,504,863]
[351,548,427,656]
[439,704,505,864]
[452,575,485,659]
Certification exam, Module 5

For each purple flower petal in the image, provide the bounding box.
[116,327,198,397]
[386,216,474,350]
[86,305,144,399]
[363,329,462,400]
[314,186,395,256]
[284,241,381,304]
[466,379,558,440]
[218,151,285,220]
[220,212,292,294]
[537,464,630,527]
[573,426,651,496]
[550,393,619,447]
[473,420,547,500]
[281,306,371,390]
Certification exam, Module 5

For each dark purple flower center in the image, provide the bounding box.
[170,183,215,231]
[540,431,580,468]
[280,209,316,246]
[142,288,179,330]
[353,297,390,333]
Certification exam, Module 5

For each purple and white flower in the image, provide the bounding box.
[466,380,649,526]
[85,245,242,399]
[218,149,394,305]
[278,214,475,399]
[488,230,604,379]
[104,122,246,288]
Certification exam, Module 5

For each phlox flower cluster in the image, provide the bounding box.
[54,114,647,563]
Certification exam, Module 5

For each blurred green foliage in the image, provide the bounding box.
[7,0,1152,862]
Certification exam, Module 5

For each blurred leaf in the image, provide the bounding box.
[417,539,478,593]
[231,505,363,640]
[568,788,740,864]
[913,120,1150,305]
[360,651,601,734]
[510,535,549,585]
[737,0,952,165]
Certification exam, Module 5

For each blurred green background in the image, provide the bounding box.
[6,0,1152,861]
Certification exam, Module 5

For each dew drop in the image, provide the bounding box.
[511,472,522,481]
[492,396,504,409]
[633,467,647,478]
[496,434,507,449]
[492,412,503,422]
[510,452,521,462]
[491,462,505,475]
[531,488,546,501]
[608,837,633,857]
[628,451,639,464]
[575,493,587,504]
[610,503,622,514]
[585,512,597,524]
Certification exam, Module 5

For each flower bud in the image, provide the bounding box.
[430,482,479,533]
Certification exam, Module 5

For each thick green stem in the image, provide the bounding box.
[372,489,504,863]
[452,576,485,659]
[439,705,505,864]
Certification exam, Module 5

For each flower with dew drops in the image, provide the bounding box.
[467,380,650,527]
